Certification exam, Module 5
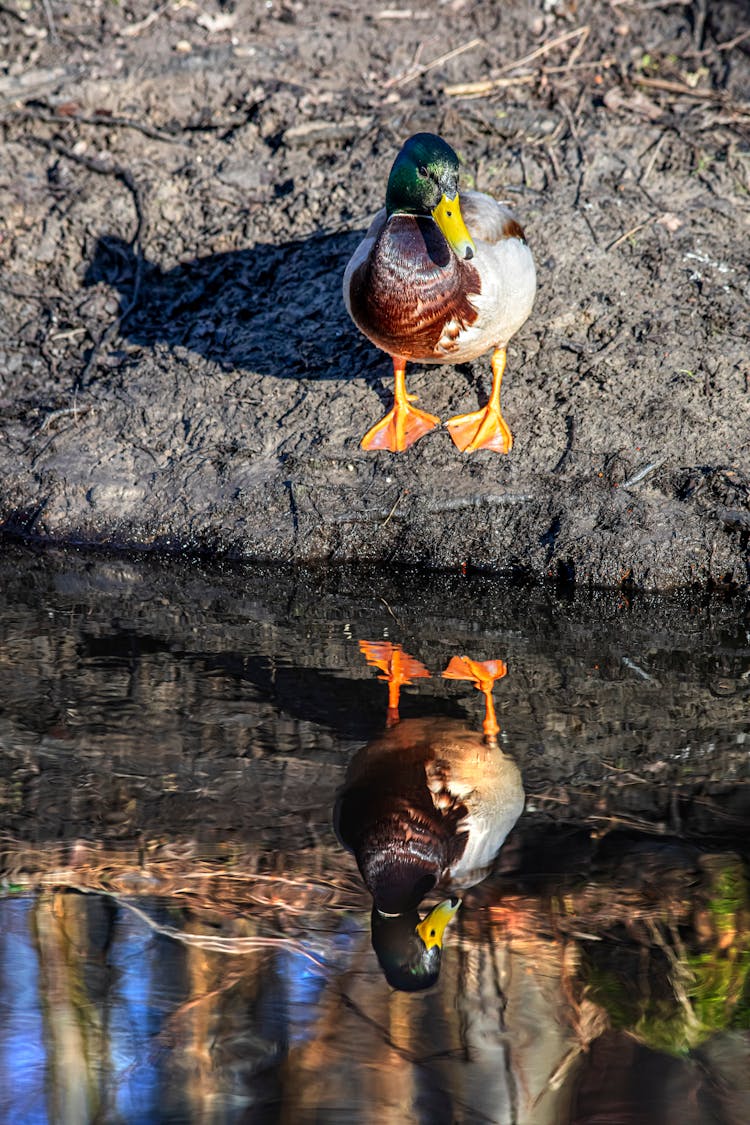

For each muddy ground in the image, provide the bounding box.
[1,0,749,588]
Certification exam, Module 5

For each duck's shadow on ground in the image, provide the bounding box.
[85,229,386,384]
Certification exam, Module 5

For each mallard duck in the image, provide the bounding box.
[343,132,536,453]
[334,643,524,991]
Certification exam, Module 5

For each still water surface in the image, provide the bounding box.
[0,545,748,1123]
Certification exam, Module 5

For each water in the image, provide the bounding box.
[0,544,748,1123]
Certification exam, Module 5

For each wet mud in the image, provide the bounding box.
[1,1,749,587]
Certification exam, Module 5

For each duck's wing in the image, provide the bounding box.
[426,739,525,891]
[456,190,536,352]
[459,190,527,246]
[342,208,387,317]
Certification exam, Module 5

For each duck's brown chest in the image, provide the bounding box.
[348,214,481,361]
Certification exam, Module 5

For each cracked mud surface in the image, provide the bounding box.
[1,0,749,587]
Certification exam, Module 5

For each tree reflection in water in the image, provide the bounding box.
[0,849,747,1122]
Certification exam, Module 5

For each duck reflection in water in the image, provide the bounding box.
[334,642,524,992]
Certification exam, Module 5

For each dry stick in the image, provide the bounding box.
[381,489,407,528]
[611,0,691,9]
[635,76,726,101]
[621,457,666,488]
[374,8,432,19]
[444,25,589,97]
[606,216,656,251]
[497,24,589,75]
[448,58,616,105]
[693,0,708,52]
[29,137,146,393]
[446,75,535,98]
[640,132,666,186]
[565,24,589,70]
[41,0,58,42]
[385,36,483,89]
[688,27,750,57]
[545,57,616,74]
[35,403,92,436]
[70,887,331,967]
[118,2,170,38]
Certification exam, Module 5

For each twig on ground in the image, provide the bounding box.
[382,489,408,528]
[498,25,590,76]
[606,215,656,251]
[621,457,666,488]
[634,75,726,102]
[639,132,666,185]
[0,66,76,110]
[611,0,691,10]
[445,74,535,98]
[117,2,170,39]
[34,402,92,436]
[374,8,432,18]
[446,24,591,99]
[385,37,483,89]
[565,24,590,70]
[687,27,750,57]
[41,0,58,42]
[545,58,616,75]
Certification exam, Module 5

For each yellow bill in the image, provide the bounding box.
[432,194,475,260]
[416,898,461,950]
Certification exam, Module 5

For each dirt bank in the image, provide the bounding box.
[1,0,749,587]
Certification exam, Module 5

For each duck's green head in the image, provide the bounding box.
[371,897,461,992]
[385,133,475,261]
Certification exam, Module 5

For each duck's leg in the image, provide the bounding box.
[445,347,513,454]
[442,656,507,740]
[360,641,431,726]
[361,357,441,453]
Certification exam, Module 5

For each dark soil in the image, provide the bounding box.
[1,0,749,588]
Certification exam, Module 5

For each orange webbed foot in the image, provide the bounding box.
[361,398,440,452]
[444,404,513,454]
[361,356,440,453]
[445,346,513,454]
[442,656,507,740]
[360,641,431,721]
[442,656,507,692]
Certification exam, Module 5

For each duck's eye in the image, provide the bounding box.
[446,211,452,217]
[418,165,428,178]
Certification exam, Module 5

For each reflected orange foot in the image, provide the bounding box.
[361,398,440,453]
[444,405,513,454]
[443,656,507,740]
[360,641,431,722]
[442,656,507,692]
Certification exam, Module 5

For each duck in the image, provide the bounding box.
[343,132,536,453]
[334,642,524,991]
